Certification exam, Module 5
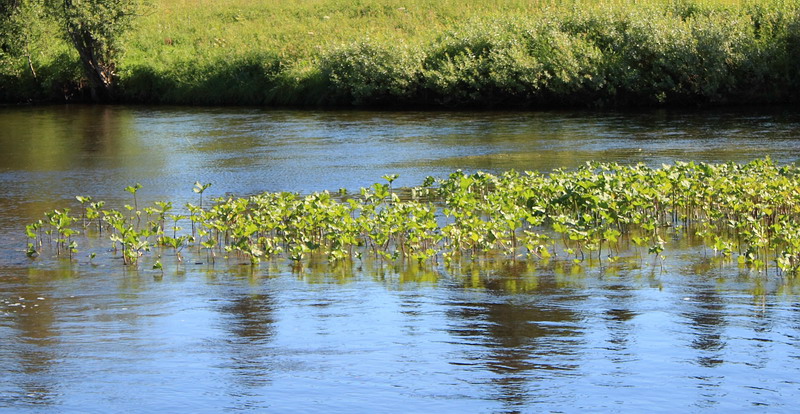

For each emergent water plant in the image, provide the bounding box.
[23,159,800,276]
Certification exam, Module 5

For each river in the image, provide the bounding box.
[1,105,800,412]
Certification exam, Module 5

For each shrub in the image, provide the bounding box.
[319,40,423,106]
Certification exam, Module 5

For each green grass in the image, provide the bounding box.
[4,0,800,107]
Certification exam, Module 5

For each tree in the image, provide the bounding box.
[0,0,45,82]
[0,0,140,102]
[60,0,139,102]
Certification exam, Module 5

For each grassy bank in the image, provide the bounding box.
[3,0,800,107]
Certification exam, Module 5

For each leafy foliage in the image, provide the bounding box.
[25,159,800,277]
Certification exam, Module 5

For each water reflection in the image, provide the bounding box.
[0,257,799,412]
[602,284,637,358]
[674,276,731,410]
[445,264,585,412]
[0,106,127,171]
[0,273,59,408]
[216,291,276,390]
[745,299,777,371]
[682,284,727,368]
[0,105,152,240]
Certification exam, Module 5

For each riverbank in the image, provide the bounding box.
[2,0,799,108]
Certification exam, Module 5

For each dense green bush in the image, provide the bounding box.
[120,53,282,105]
[420,20,605,107]
[565,8,751,105]
[732,4,800,102]
[319,40,423,105]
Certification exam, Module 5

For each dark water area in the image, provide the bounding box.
[2,105,800,412]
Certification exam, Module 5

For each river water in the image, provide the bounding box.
[1,105,800,412]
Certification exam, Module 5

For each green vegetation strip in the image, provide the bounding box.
[2,0,800,106]
[25,159,800,275]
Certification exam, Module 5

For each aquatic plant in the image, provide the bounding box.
[23,159,800,277]
[193,181,212,209]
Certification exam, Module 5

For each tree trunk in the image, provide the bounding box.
[63,0,115,102]
[70,29,114,102]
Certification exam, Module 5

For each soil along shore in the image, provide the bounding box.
[2,0,800,108]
